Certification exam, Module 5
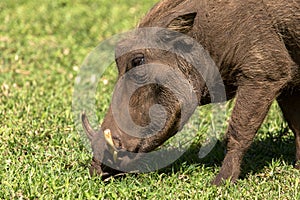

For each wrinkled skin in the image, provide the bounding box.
[83,0,300,185]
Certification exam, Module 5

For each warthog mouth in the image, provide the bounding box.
[82,113,142,180]
[89,156,127,181]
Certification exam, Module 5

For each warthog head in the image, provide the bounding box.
[82,9,220,179]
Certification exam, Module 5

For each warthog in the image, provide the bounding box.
[82,0,300,185]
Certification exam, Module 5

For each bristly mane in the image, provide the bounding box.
[138,0,189,27]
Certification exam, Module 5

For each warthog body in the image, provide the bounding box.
[83,0,300,185]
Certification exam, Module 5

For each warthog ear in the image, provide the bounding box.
[167,12,197,34]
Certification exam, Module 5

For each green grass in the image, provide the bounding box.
[1,0,300,199]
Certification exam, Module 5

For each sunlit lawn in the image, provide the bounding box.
[1,0,300,199]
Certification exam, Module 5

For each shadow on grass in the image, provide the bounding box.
[159,132,296,179]
[91,131,296,183]
[240,134,295,179]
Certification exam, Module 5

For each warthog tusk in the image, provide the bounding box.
[104,129,115,149]
[104,129,118,162]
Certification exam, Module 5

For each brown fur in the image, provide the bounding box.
[84,0,300,185]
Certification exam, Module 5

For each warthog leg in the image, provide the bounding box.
[212,33,295,185]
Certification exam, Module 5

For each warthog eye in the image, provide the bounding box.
[131,55,145,68]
